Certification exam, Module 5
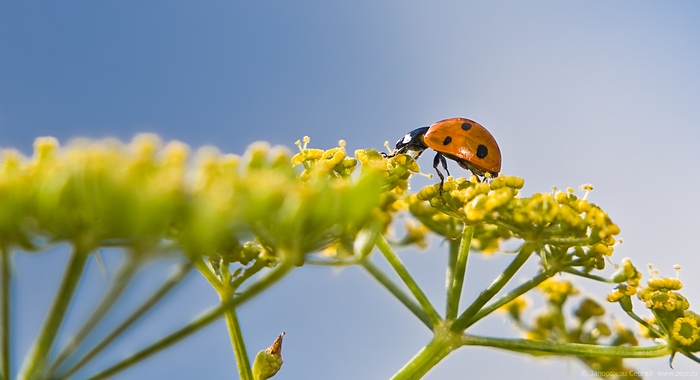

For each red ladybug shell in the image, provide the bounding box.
[423,117,502,176]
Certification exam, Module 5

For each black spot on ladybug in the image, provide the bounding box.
[461,123,472,131]
[442,136,452,145]
[476,144,488,159]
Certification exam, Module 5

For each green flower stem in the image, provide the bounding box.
[460,334,670,358]
[446,239,458,289]
[465,271,550,328]
[390,326,461,380]
[217,259,256,380]
[190,254,223,291]
[361,260,432,329]
[451,244,535,332]
[651,309,673,338]
[563,268,614,283]
[56,261,194,379]
[623,309,663,338]
[49,254,141,373]
[446,225,475,320]
[19,243,91,380]
[1,244,10,380]
[376,236,442,327]
[223,303,253,380]
[230,259,268,291]
[85,261,293,380]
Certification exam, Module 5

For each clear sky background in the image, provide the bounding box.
[2,2,700,379]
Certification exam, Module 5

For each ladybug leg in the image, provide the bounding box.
[381,149,396,158]
[432,152,446,194]
[438,154,450,177]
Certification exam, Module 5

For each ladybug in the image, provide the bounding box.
[385,117,502,193]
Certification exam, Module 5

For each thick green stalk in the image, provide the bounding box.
[49,255,141,373]
[445,239,458,294]
[223,303,253,380]
[461,334,670,358]
[1,244,10,380]
[361,260,432,329]
[19,243,91,380]
[451,244,534,332]
[445,225,474,320]
[55,262,194,379]
[217,259,253,380]
[391,325,461,380]
[85,262,292,380]
[376,236,442,327]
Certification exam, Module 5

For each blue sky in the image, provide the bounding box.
[2,2,700,379]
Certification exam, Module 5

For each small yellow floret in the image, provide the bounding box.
[672,317,700,346]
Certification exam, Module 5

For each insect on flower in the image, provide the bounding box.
[384,117,502,193]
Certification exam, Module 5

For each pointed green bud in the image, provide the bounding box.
[253,332,285,380]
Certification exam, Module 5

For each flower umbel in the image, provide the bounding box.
[0,134,696,380]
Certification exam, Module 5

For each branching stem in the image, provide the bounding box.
[376,236,442,327]
[55,262,194,379]
[451,244,534,332]
[84,261,292,380]
[19,242,91,379]
[361,260,432,329]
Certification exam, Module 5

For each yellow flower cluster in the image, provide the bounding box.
[352,149,420,232]
[575,298,606,322]
[406,176,620,269]
[292,137,357,180]
[0,135,385,268]
[607,258,642,302]
[392,222,430,249]
[607,261,700,352]
[1,135,187,250]
[538,279,579,307]
[499,295,529,321]
[636,267,689,313]
[507,278,641,375]
[638,286,689,312]
[356,150,419,193]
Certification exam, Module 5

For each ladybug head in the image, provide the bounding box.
[394,126,429,154]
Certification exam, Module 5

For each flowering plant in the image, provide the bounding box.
[0,135,696,379]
